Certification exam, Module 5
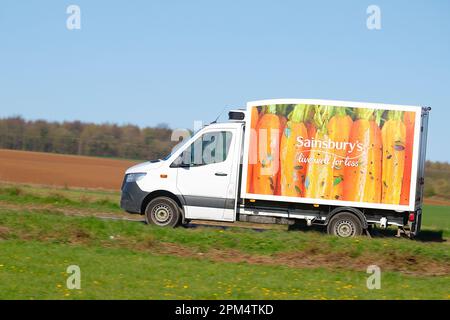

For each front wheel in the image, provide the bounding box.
[327,212,363,237]
[145,197,181,227]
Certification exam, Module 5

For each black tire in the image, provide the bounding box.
[145,197,181,227]
[327,212,363,237]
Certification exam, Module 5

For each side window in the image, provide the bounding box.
[177,131,232,166]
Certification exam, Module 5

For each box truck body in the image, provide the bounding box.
[120,99,430,237]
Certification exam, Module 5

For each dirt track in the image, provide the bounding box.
[0,149,139,190]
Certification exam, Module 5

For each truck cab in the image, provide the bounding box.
[120,120,244,226]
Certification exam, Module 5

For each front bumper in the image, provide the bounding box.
[120,181,149,214]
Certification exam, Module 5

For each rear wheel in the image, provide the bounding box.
[145,197,181,227]
[327,212,363,237]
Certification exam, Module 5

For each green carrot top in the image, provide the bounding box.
[334,106,348,117]
[313,105,335,134]
[264,105,278,115]
[386,110,403,121]
[354,108,384,125]
[289,104,313,123]
[355,108,375,120]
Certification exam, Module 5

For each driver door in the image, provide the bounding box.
[172,129,236,221]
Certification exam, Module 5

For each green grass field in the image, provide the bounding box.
[0,182,449,299]
[1,240,448,300]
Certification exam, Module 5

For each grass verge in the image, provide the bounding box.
[0,240,449,300]
[0,185,121,213]
[0,210,448,275]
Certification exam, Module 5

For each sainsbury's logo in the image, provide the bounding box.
[296,136,364,154]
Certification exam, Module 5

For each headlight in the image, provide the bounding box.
[125,173,147,183]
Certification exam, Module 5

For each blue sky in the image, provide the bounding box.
[0,0,449,161]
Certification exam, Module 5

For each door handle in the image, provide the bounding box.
[215,172,228,176]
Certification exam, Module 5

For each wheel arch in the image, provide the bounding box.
[326,206,368,229]
[140,190,184,216]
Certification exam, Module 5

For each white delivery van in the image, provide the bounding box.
[120,99,430,238]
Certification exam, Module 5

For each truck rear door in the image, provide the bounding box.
[415,108,430,208]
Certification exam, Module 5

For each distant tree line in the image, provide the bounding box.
[424,161,450,200]
[0,116,177,160]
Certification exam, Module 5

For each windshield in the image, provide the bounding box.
[160,126,206,161]
[162,139,189,161]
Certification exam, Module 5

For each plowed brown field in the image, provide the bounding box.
[0,149,139,190]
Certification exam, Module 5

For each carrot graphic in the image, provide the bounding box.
[280,104,313,197]
[253,105,282,195]
[343,108,382,203]
[327,107,353,200]
[306,122,316,141]
[305,106,317,139]
[381,111,406,204]
[274,106,289,196]
[247,107,259,193]
[400,111,415,205]
[305,106,335,199]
